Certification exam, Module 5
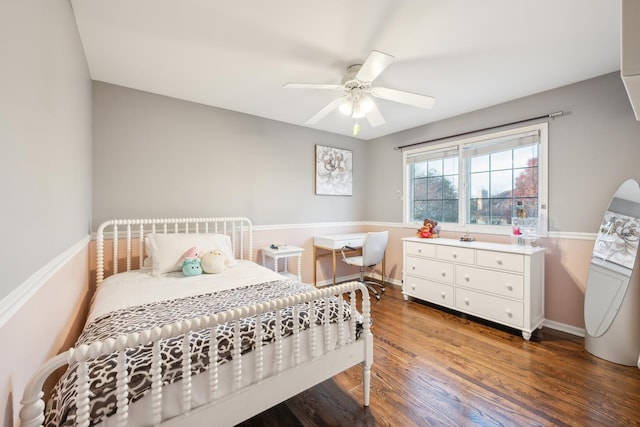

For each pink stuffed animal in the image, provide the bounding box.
[177,246,201,266]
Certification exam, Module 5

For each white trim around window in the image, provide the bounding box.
[403,122,548,237]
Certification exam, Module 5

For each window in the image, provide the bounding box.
[403,123,547,235]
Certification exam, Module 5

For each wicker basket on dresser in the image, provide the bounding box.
[402,237,545,340]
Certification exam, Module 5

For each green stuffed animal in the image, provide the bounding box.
[182,257,203,276]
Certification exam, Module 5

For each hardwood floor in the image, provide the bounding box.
[239,285,640,427]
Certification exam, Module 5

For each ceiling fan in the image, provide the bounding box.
[284,50,436,129]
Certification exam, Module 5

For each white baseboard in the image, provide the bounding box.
[543,319,585,337]
[314,274,401,288]
[0,235,90,328]
[314,274,360,287]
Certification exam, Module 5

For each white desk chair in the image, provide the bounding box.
[341,231,388,300]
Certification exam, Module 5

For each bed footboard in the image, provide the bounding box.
[20,282,372,427]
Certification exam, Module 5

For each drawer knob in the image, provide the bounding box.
[411,265,416,270]
[506,284,513,291]
[441,270,446,277]
[506,309,513,317]
[464,298,470,305]
[412,285,416,290]
[440,292,446,299]
[497,258,503,265]
[418,248,422,253]
[464,275,470,282]
[452,253,457,258]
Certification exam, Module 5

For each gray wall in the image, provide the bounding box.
[0,1,92,301]
[92,82,366,228]
[94,72,640,234]
[367,72,640,233]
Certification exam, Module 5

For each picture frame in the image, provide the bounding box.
[315,144,353,196]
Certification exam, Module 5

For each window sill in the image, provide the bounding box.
[404,222,548,239]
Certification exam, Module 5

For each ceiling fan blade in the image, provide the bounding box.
[356,50,395,83]
[371,86,436,109]
[283,83,343,90]
[365,102,386,127]
[306,96,345,124]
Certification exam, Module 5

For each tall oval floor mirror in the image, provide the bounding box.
[584,179,640,366]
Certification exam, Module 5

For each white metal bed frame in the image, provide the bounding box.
[20,217,373,427]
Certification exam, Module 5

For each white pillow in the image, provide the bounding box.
[145,233,236,275]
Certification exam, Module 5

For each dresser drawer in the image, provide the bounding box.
[405,241,436,258]
[404,275,454,307]
[455,265,524,299]
[405,256,454,284]
[455,288,524,328]
[437,245,474,264]
[476,249,524,273]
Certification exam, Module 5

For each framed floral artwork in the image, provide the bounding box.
[315,145,353,196]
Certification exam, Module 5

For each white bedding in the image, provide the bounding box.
[26,218,370,427]
[88,260,283,324]
[55,261,347,427]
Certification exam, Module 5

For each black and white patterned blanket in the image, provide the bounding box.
[45,279,354,426]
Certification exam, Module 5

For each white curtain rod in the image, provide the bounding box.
[394,111,564,151]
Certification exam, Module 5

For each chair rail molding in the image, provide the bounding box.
[0,235,90,328]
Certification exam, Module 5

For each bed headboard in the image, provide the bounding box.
[95,217,253,285]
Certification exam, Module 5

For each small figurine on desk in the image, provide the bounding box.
[417,218,439,238]
[460,231,475,242]
[270,243,287,250]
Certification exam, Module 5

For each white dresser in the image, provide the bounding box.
[402,237,545,340]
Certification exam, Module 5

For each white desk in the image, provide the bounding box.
[314,233,366,251]
[313,233,384,286]
[261,246,304,281]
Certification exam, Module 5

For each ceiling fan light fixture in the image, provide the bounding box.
[285,50,434,130]
[338,100,353,116]
[360,95,374,114]
[352,106,365,119]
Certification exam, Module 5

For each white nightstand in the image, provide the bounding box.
[261,246,304,281]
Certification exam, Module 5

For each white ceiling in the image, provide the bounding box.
[70,0,621,141]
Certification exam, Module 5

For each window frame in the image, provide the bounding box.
[403,123,548,237]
